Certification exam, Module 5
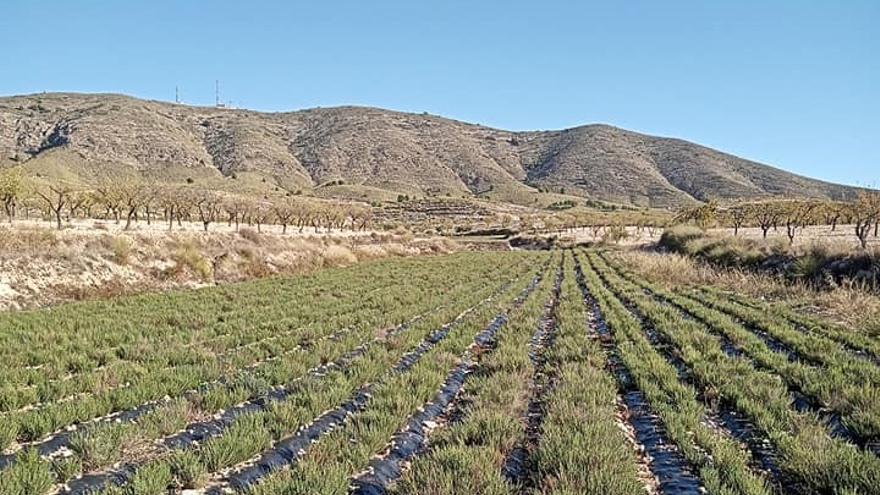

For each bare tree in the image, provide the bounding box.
[141,184,160,226]
[95,182,124,223]
[272,198,299,234]
[193,190,223,232]
[782,201,817,245]
[725,205,749,236]
[851,193,880,249]
[351,205,372,231]
[750,202,782,239]
[251,201,272,233]
[35,184,79,229]
[224,196,252,232]
[118,181,147,230]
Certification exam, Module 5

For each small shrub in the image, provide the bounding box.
[321,245,357,267]
[51,456,82,483]
[169,240,212,281]
[658,225,705,252]
[0,420,17,449]
[105,235,134,265]
[168,450,207,489]
[128,462,172,494]
[238,227,262,244]
[0,449,54,494]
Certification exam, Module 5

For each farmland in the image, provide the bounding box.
[1,249,879,495]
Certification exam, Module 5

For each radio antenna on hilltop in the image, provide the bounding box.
[215,80,225,108]
[175,86,180,104]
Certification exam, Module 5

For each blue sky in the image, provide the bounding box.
[2,1,877,186]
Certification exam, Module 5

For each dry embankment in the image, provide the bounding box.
[0,224,457,310]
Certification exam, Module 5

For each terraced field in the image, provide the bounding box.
[1,250,878,494]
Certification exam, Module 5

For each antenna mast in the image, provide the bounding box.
[175,86,180,104]
[215,80,220,107]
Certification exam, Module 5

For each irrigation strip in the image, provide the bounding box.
[501,266,562,487]
[624,273,878,455]
[348,274,543,495]
[60,307,451,494]
[0,326,359,471]
[573,263,702,495]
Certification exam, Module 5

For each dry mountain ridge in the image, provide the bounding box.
[0,92,858,207]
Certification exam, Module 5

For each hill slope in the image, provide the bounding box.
[0,93,858,207]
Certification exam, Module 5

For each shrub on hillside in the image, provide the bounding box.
[658,225,705,253]
[104,235,133,265]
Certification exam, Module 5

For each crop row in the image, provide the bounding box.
[0,259,439,398]
[386,254,562,494]
[527,251,648,494]
[237,260,549,494]
[577,251,772,495]
[585,250,880,494]
[599,251,880,445]
[0,252,548,494]
[61,270,530,495]
[0,253,531,449]
[0,257,415,372]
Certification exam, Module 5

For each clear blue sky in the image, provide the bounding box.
[2,1,877,187]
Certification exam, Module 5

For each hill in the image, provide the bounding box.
[0,92,859,207]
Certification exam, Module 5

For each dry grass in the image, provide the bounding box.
[0,223,461,311]
[614,249,880,333]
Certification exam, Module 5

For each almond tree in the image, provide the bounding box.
[322,204,346,232]
[851,192,880,249]
[159,187,182,231]
[725,204,749,236]
[35,183,79,229]
[294,200,316,233]
[66,190,93,222]
[224,196,252,232]
[0,168,23,223]
[251,201,272,233]
[95,183,123,223]
[351,205,372,231]
[141,184,160,226]
[821,201,844,231]
[750,202,782,239]
[782,200,818,245]
[193,190,223,232]
[272,198,297,234]
[118,181,147,230]
[674,200,718,228]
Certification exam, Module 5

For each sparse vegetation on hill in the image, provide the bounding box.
[0,93,862,208]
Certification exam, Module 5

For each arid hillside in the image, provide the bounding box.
[0,92,859,207]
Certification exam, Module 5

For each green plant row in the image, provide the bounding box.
[0,256,415,371]
[0,253,550,494]
[529,251,646,495]
[697,285,880,363]
[586,250,880,494]
[687,286,880,384]
[0,258,433,393]
[604,252,880,386]
[0,254,534,449]
[598,251,880,441]
[577,251,773,495]
[0,253,520,381]
[389,253,561,494]
[239,263,549,494]
[58,265,528,493]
